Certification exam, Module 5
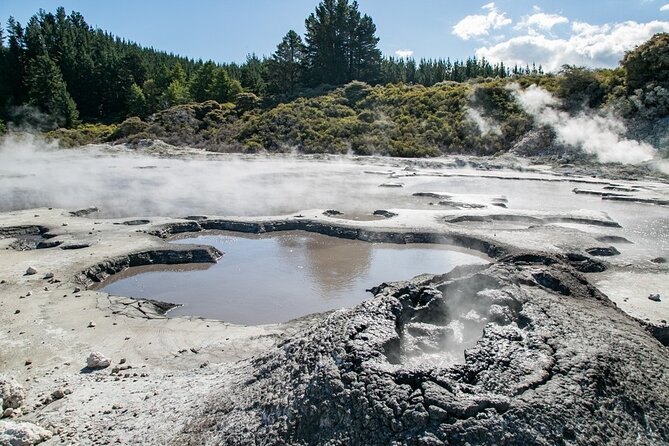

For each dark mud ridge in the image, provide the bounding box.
[0,225,50,239]
[148,219,510,259]
[75,245,221,287]
[175,253,668,446]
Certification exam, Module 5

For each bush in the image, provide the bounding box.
[108,117,149,141]
[623,33,669,93]
[46,123,117,147]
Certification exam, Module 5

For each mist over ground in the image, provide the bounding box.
[0,134,408,218]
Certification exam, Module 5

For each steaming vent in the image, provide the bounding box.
[390,275,520,368]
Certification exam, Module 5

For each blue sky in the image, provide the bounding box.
[1,1,668,70]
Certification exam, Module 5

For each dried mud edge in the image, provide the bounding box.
[148,218,511,258]
[75,246,222,288]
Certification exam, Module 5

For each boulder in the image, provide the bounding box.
[0,376,25,410]
[86,352,111,369]
[0,420,53,446]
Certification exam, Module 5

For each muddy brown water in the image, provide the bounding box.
[101,232,489,325]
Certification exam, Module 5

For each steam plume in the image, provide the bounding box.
[511,84,657,164]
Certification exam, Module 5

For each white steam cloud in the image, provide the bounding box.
[0,134,413,218]
[511,84,657,164]
[467,108,501,136]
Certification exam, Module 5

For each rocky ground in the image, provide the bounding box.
[0,151,667,445]
[175,254,669,445]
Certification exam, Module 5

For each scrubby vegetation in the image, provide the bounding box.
[89,32,669,158]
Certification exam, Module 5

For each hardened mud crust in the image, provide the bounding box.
[175,253,669,446]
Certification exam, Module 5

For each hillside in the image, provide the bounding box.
[1,6,667,162]
[52,36,669,162]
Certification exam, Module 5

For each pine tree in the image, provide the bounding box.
[162,79,190,107]
[126,82,147,117]
[268,30,305,95]
[190,61,217,102]
[240,54,267,95]
[211,67,242,103]
[27,53,78,127]
[304,0,381,85]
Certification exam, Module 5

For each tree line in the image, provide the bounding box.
[0,1,544,129]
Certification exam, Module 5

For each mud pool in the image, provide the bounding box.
[100,232,488,324]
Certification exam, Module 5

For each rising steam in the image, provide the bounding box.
[511,84,658,165]
[0,134,409,218]
[467,108,502,136]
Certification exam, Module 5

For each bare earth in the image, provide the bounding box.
[0,149,667,445]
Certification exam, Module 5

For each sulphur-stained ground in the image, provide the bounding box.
[0,150,667,445]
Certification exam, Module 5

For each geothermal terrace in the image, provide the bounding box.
[0,142,668,445]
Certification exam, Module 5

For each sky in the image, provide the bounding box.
[1,0,669,71]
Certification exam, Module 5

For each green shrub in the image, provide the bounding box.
[107,117,149,141]
[46,123,118,147]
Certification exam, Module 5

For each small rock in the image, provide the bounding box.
[73,287,81,293]
[2,407,13,418]
[199,362,209,368]
[585,246,620,257]
[14,310,20,315]
[87,321,96,328]
[24,360,32,367]
[372,209,398,218]
[119,358,126,365]
[25,292,31,297]
[86,352,111,369]
[43,273,54,280]
[51,389,65,400]
[648,294,661,302]
[25,267,37,276]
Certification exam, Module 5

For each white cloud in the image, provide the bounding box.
[476,20,669,72]
[395,49,414,58]
[516,13,569,31]
[571,21,610,36]
[452,3,512,40]
[661,3,669,11]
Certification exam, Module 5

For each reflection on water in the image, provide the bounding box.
[101,232,488,325]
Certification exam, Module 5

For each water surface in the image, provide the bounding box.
[101,232,488,325]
